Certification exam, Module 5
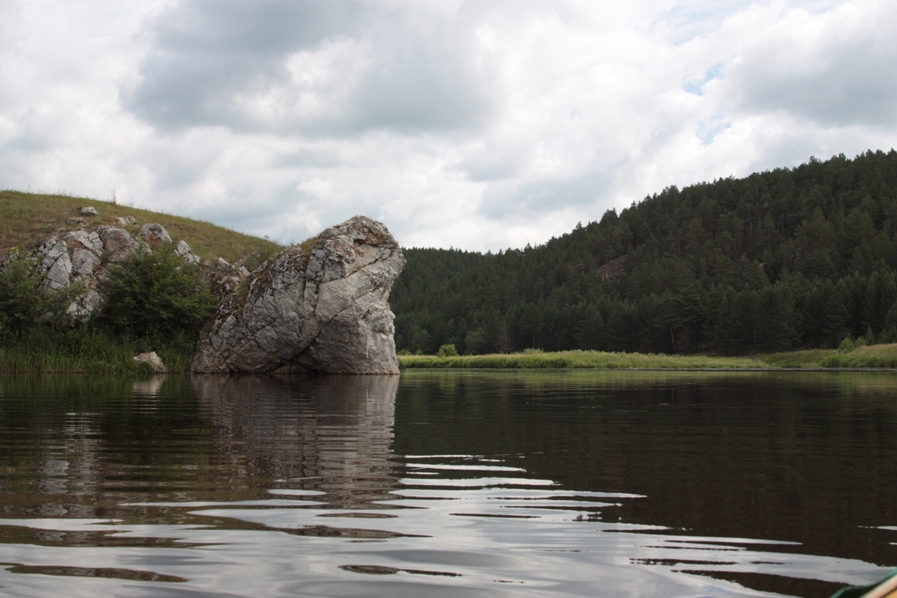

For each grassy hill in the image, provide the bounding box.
[0,190,286,373]
[0,190,282,265]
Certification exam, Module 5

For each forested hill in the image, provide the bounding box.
[389,149,897,356]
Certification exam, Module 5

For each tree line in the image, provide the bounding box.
[390,150,897,355]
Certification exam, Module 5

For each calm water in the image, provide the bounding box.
[0,371,895,597]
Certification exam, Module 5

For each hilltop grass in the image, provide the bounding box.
[0,190,282,264]
[399,347,897,370]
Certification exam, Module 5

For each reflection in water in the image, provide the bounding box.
[190,375,399,508]
[0,372,894,597]
[132,375,167,397]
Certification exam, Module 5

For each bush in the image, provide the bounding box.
[437,343,458,357]
[98,247,216,340]
[0,257,77,339]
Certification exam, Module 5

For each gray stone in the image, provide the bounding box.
[41,240,72,290]
[138,223,172,250]
[191,216,405,375]
[99,227,138,262]
[67,288,104,323]
[65,229,104,255]
[115,216,138,227]
[175,239,192,256]
[79,206,98,217]
[175,240,201,265]
[134,351,167,373]
[71,247,101,279]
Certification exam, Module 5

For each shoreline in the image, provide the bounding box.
[398,346,897,371]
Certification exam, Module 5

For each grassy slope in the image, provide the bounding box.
[0,190,282,264]
[0,191,286,374]
[399,345,897,370]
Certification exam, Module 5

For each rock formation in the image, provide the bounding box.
[137,223,172,250]
[13,213,203,322]
[191,216,405,375]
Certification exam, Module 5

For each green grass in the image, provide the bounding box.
[399,347,897,370]
[754,349,838,368]
[399,350,769,370]
[0,324,200,374]
[0,190,283,264]
[819,343,897,368]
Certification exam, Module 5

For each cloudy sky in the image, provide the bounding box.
[1,0,896,251]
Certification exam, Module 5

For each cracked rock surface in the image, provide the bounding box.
[190,216,405,375]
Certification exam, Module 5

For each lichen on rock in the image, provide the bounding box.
[191,216,405,375]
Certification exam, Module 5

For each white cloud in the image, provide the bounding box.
[715,0,897,126]
[1,0,896,251]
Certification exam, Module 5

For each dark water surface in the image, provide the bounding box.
[0,371,894,597]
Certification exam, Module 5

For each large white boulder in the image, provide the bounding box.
[191,216,405,375]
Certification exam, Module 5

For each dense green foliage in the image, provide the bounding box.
[391,150,897,356]
[97,247,217,340]
[0,247,216,373]
[0,257,77,338]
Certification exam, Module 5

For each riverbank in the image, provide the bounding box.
[398,345,897,370]
[0,329,195,374]
[7,344,897,374]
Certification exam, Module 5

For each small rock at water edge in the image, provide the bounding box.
[134,352,166,373]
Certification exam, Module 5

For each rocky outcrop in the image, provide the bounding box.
[13,216,202,323]
[175,240,201,265]
[40,240,73,290]
[191,216,405,375]
[138,223,172,250]
[100,226,140,262]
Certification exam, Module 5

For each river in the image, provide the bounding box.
[0,371,894,597]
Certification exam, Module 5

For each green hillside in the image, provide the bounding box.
[0,191,284,373]
[390,149,897,357]
[0,190,281,265]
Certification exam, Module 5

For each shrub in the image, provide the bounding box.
[437,343,458,357]
[98,247,217,340]
[0,257,76,339]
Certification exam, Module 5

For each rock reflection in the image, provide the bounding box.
[190,375,399,508]
[33,412,105,518]
[132,376,167,397]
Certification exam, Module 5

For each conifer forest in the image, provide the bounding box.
[390,150,897,356]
